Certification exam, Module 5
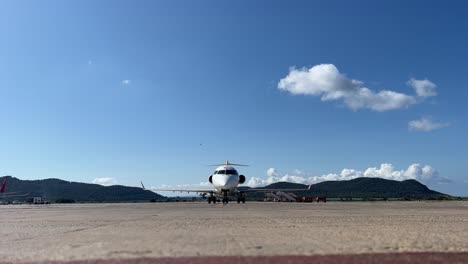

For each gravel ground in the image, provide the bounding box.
[0,201,467,262]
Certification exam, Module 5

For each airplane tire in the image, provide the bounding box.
[242,198,246,203]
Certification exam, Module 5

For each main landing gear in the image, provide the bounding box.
[207,192,216,204]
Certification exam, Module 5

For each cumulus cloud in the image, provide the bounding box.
[92,177,116,186]
[407,78,437,97]
[247,163,449,187]
[409,117,449,132]
[278,64,435,111]
[121,79,131,85]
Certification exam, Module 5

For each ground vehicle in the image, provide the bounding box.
[296,196,313,202]
[316,196,327,203]
[27,197,49,204]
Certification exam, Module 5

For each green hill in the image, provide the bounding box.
[1,176,165,202]
[248,177,449,199]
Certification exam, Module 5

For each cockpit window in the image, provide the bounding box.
[215,170,238,175]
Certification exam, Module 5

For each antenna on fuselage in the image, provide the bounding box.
[208,160,249,166]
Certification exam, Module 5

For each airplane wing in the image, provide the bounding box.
[241,184,312,193]
[1,192,30,198]
[140,181,216,194]
[2,191,24,195]
[148,189,216,194]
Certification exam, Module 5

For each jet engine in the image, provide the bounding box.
[239,175,246,184]
[209,175,213,183]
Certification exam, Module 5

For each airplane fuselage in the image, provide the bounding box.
[209,165,246,194]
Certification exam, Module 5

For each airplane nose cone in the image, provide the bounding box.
[213,175,238,189]
[218,177,228,186]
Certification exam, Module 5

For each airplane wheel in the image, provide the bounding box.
[237,198,240,203]
[242,198,246,203]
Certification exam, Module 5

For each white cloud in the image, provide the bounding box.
[267,168,279,177]
[409,117,449,132]
[407,78,437,97]
[278,64,435,111]
[247,163,449,187]
[121,79,131,85]
[92,177,116,186]
[88,60,93,65]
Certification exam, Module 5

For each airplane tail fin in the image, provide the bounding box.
[0,177,7,193]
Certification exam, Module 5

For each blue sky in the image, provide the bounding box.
[1,0,467,195]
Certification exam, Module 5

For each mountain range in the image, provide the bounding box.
[242,177,449,199]
[1,176,449,202]
[1,176,164,202]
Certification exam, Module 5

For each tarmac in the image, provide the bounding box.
[0,201,467,263]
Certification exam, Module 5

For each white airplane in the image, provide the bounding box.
[141,161,311,204]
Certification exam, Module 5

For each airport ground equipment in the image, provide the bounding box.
[316,196,327,203]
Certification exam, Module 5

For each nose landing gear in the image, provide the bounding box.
[222,190,229,204]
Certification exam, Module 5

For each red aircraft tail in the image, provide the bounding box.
[0,177,7,193]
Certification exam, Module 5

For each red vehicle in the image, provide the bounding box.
[298,196,313,202]
[315,196,327,203]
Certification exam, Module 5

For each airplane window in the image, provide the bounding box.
[217,170,226,174]
[226,170,238,175]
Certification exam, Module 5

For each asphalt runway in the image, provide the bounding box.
[0,202,467,263]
